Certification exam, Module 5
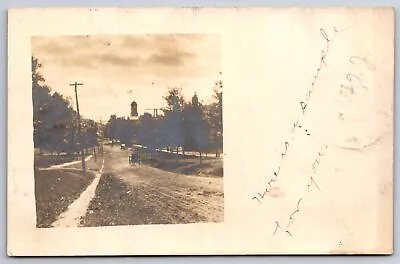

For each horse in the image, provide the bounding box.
[129,152,141,165]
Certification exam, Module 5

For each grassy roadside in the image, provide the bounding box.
[34,153,92,168]
[68,152,104,171]
[141,153,223,177]
[34,169,95,228]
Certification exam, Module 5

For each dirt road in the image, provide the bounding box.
[80,145,224,226]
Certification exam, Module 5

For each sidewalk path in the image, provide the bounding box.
[51,159,104,228]
[39,155,93,170]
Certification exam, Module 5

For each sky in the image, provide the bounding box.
[31,34,221,121]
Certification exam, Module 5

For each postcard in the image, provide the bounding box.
[7,7,394,255]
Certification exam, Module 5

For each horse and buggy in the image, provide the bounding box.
[128,150,141,165]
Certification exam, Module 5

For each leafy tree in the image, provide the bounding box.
[161,88,185,160]
[32,56,99,155]
[82,119,98,149]
[182,93,209,162]
[137,113,156,150]
[206,81,223,157]
[32,57,73,153]
[163,88,185,112]
[118,117,135,145]
[105,115,117,140]
[105,115,137,146]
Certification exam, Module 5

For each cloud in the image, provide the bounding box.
[122,34,198,67]
[32,39,73,55]
[121,35,153,49]
[33,38,142,68]
[31,34,221,110]
[94,53,141,67]
[147,49,194,66]
[63,56,94,68]
[32,35,198,69]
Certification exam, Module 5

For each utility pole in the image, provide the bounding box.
[145,108,163,119]
[70,82,86,172]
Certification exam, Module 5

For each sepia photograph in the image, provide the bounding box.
[31,34,224,228]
